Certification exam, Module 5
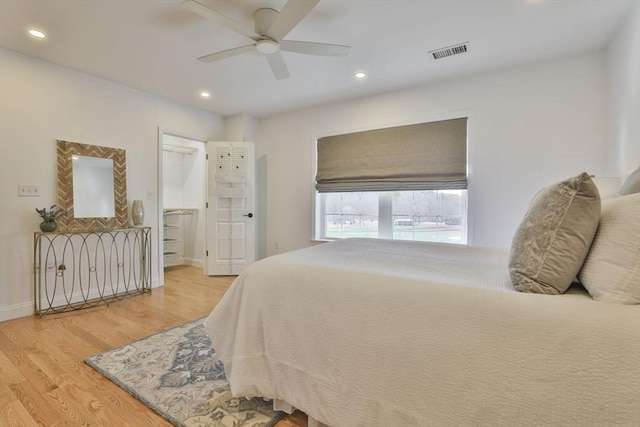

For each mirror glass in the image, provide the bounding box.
[72,155,116,218]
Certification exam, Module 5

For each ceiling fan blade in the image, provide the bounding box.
[182,0,260,40]
[280,40,350,56]
[266,0,319,41]
[198,45,256,63]
[266,52,290,80]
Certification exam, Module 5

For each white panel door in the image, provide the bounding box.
[205,141,256,275]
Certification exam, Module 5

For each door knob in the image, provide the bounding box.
[243,213,254,218]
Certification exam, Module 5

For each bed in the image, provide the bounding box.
[204,173,640,426]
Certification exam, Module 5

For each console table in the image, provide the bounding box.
[33,227,151,315]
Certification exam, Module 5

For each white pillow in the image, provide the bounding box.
[619,166,640,195]
[578,193,640,304]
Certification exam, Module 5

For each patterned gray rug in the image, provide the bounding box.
[85,318,283,427]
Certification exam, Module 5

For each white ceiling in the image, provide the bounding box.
[0,0,633,118]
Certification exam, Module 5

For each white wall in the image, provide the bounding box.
[607,0,640,177]
[0,48,225,321]
[224,114,259,142]
[257,52,612,255]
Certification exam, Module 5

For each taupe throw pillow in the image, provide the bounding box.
[509,172,601,294]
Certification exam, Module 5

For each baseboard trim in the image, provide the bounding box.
[1,275,162,322]
[0,301,34,323]
[183,257,203,268]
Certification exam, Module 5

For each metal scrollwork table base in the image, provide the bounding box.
[33,227,151,315]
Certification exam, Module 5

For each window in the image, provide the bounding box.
[317,190,467,244]
[314,118,468,244]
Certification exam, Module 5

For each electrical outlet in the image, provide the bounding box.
[18,184,41,197]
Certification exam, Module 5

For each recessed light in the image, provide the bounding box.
[354,71,367,80]
[200,91,211,98]
[28,28,46,39]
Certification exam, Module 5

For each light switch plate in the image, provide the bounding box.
[18,184,41,197]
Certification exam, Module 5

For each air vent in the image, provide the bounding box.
[429,42,469,60]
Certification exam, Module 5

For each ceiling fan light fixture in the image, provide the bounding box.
[256,39,280,55]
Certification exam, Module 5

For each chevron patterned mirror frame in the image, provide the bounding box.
[56,140,128,232]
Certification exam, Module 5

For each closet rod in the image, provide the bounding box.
[163,143,197,154]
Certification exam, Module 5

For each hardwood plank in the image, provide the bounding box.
[0,383,16,407]
[0,348,26,385]
[0,330,58,395]
[8,381,62,426]
[0,266,307,427]
[52,374,142,426]
[27,348,66,381]
[0,400,40,427]
[41,386,92,426]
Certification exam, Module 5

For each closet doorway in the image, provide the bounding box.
[161,134,206,273]
[158,132,257,283]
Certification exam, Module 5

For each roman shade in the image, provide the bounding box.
[316,117,467,192]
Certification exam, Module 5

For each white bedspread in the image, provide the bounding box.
[205,238,640,426]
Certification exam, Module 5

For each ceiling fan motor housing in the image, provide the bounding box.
[254,8,278,36]
[254,8,280,54]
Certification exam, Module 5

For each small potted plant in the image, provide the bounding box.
[36,205,65,232]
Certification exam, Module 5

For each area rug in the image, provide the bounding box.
[85,318,284,427]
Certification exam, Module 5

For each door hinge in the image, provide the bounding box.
[206,153,209,160]
[206,202,209,208]
[206,250,208,256]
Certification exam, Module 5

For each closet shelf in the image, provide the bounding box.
[163,208,198,216]
[163,208,197,267]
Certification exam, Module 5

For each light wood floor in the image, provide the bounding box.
[0,266,307,427]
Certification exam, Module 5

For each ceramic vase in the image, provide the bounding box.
[131,200,144,226]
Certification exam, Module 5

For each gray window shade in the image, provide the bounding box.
[316,117,467,192]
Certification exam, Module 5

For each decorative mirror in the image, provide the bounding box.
[56,140,128,231]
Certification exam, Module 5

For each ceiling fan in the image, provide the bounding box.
[182,0,350,80]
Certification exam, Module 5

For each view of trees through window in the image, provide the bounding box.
[322,190,466,244]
